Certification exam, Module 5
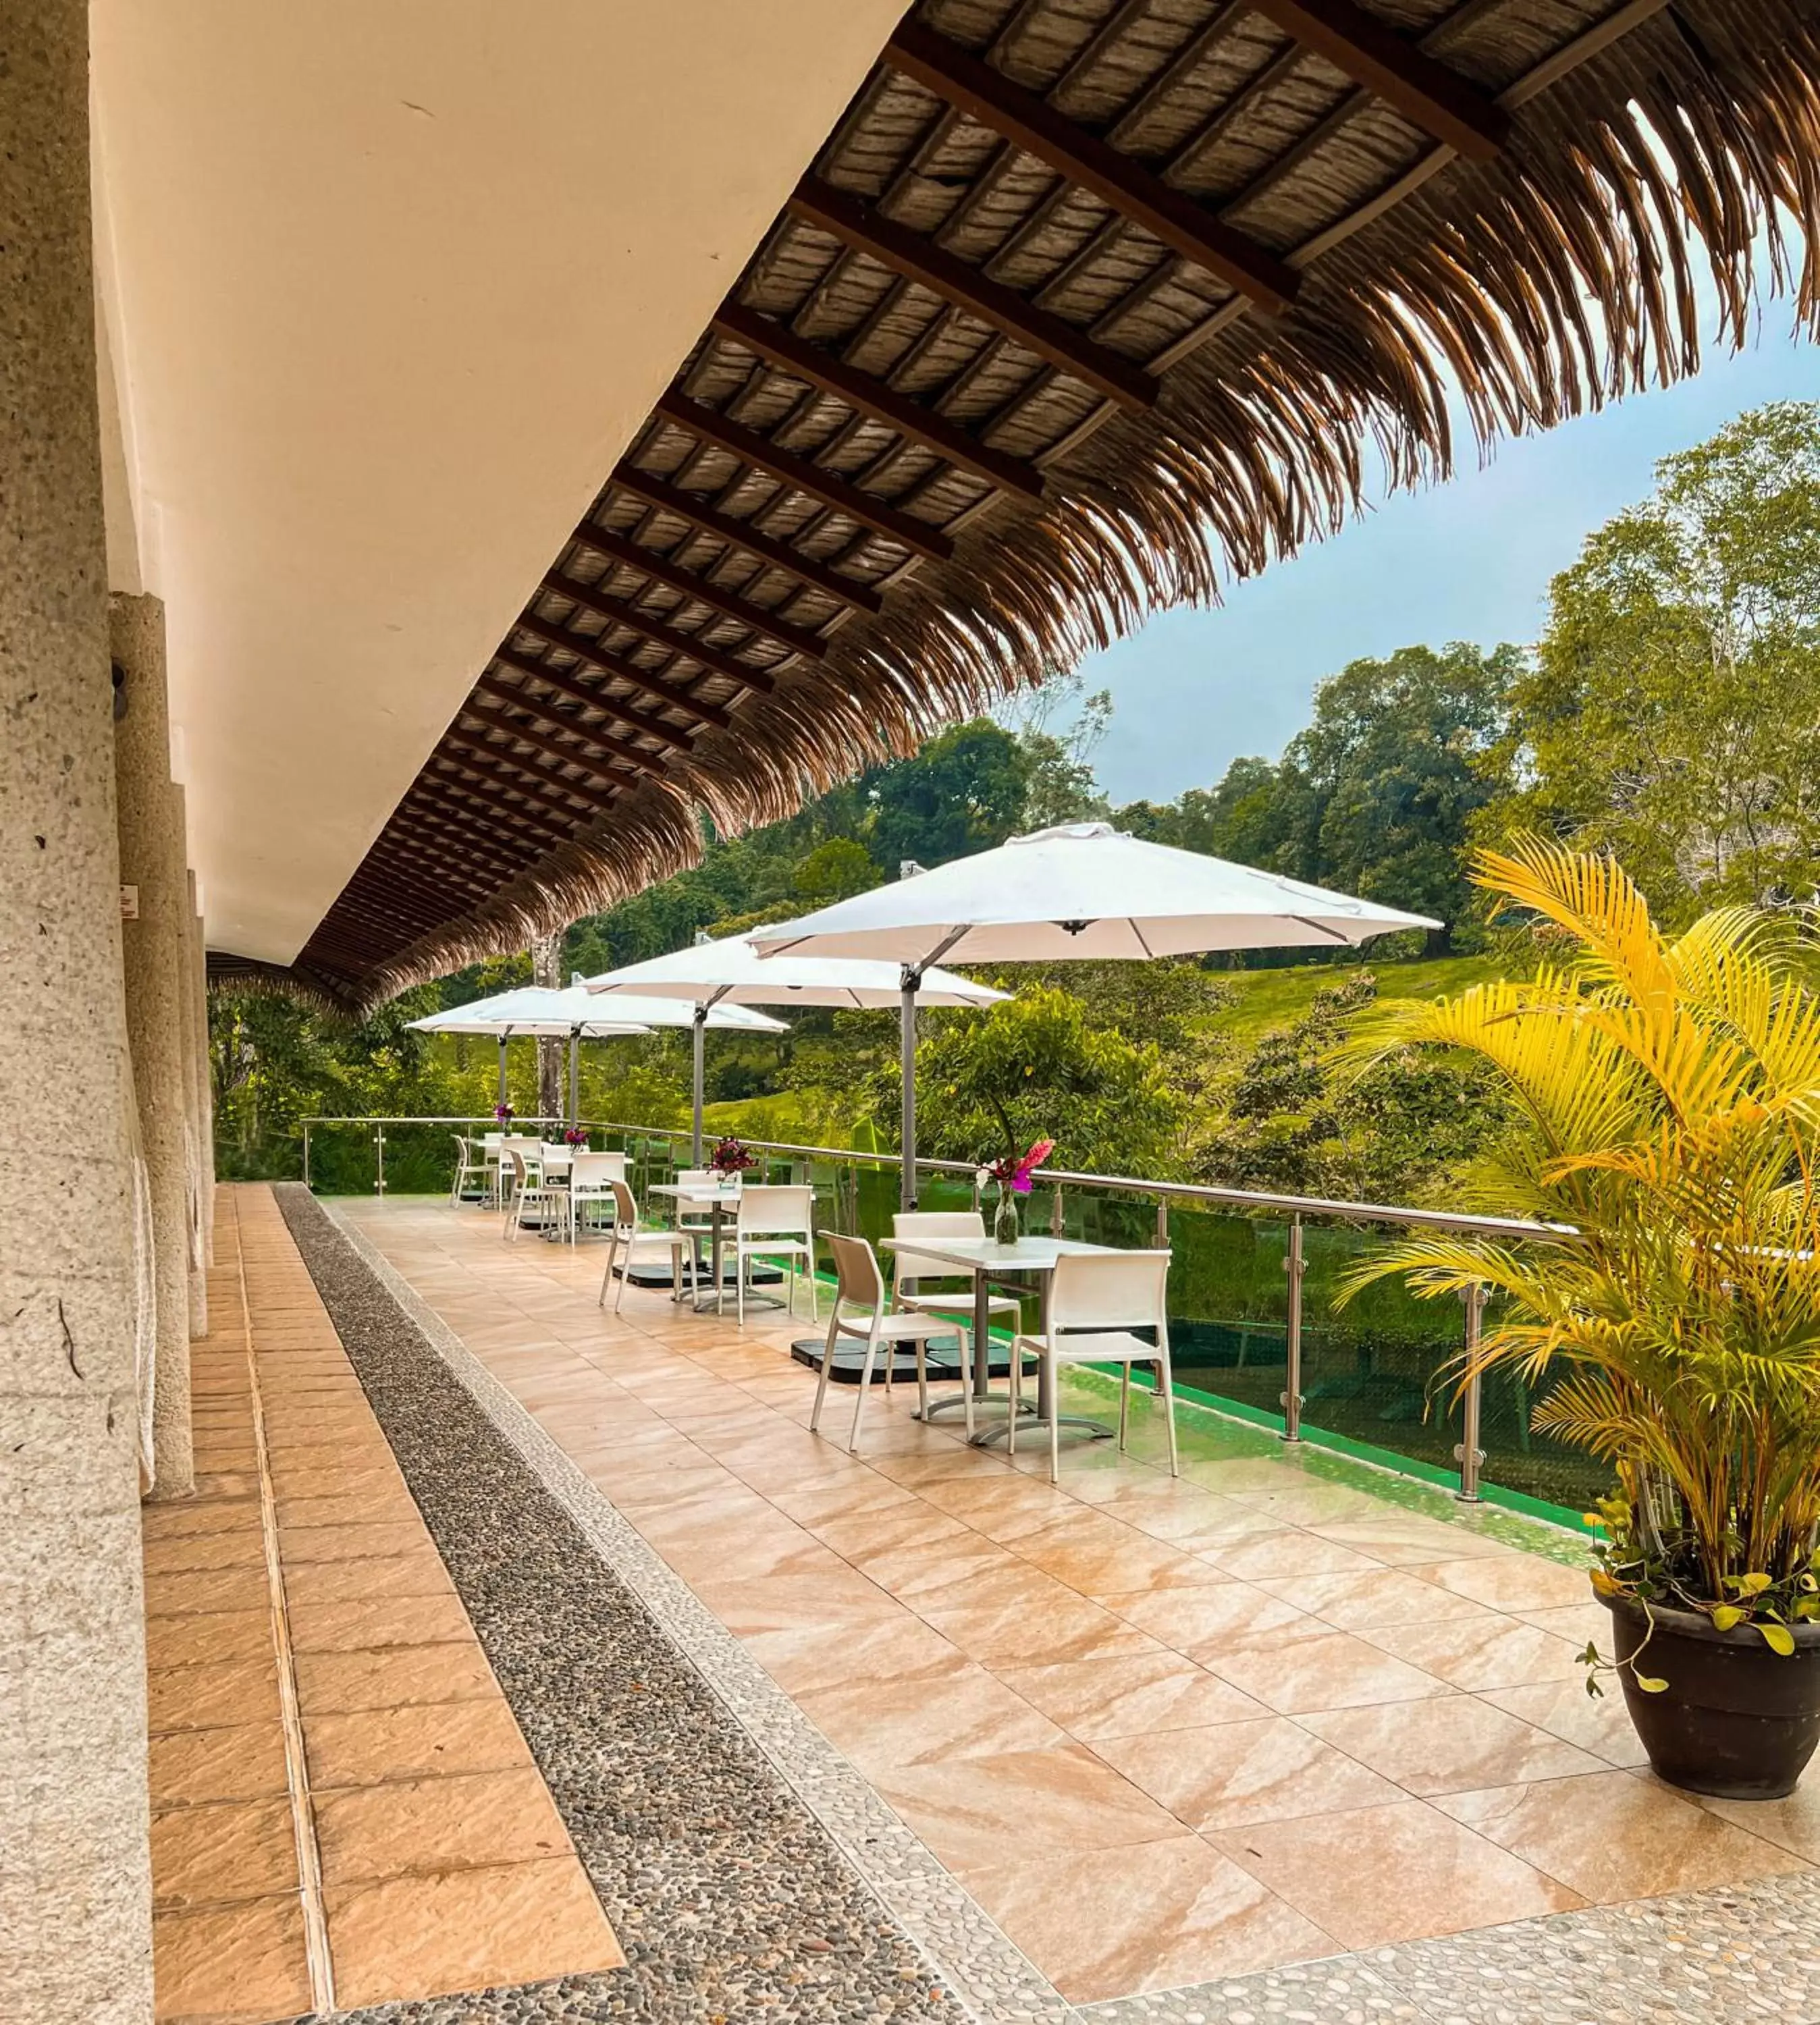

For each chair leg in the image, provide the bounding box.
[1049,1353,1062,1485]
[915,1339,929,1422]
[811,1314,840,1435]
[955,1327,975,1440]
[1160,1351,1179,1478]
[849,1326,881,1454]
[1007,1342,1020,1458]
[1118,1366,1131,1453]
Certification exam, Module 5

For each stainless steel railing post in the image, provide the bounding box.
[1281,1214,1305,1443]
[1050,1183,1065,1237]
[302,1123,311,1189]
[1455,1282,1487,1501]
[374,1123,385,1197]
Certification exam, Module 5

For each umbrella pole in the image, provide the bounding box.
[568,1031,580,1128]
[900,967,919,1212]
[496,1035,508,1114]
[691,1005,707,1166]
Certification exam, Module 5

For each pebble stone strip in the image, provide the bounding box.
[292,1190,1819,2025]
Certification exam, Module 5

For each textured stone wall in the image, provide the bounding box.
[0,3,156,2017]
[112,594,194,1497]
[174,824,208,1338]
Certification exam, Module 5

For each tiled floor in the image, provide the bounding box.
[144,1189,621,2023]
[340,1195,1816,2009]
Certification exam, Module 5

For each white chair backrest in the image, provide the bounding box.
[609,1177,639,1229]
[891,1209,986,1282]
[502,1133,541,1157]
[737,1184,813,1237]
[676,1166,731,1192]
[826,1231,884,1312]
[1047,1250,1171,1334]
[481,1132,503,1152]
[570,1150,627,1187]
[506,1146,531,1187]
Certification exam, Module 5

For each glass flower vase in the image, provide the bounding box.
[993,1186,1020,1247]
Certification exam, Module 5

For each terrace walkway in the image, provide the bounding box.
[175,1185,1820,2024]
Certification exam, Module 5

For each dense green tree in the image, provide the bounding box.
[1482,401,1820,923]
[869,720,1032,872]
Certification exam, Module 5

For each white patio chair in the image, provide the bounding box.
[504,1146,567,1242]
[891,1210,1022,1336]
[811,1232,965,1453]
[568,1150,628,1241]
[728,1183,817,1324]
[499,1134,543,1204]
[668,1166,734,1292]
[597,1179,689,1310]
[1009,1249,1176,1484]
[449,1134,487,1207]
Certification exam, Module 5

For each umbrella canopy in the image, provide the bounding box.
[410,982,784,1127]
[752,822,1441,966]
[580,934,1006,1010]
[583,929,1005,1173]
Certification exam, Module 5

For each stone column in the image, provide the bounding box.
[171,808,207,1339]
[111,594,194,1498]
[189,873,216,1268]
[0,4,156,2018]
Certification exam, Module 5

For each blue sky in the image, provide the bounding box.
[1077,314,1820,807]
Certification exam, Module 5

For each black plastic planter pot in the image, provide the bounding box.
[1601,1591,1820,1800]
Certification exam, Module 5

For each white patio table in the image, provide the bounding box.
[879,1233,1130,1449]
[648,1180,743,1312]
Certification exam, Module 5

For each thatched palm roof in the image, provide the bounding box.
[223,0,1820,1011]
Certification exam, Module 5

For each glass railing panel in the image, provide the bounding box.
[1155,1202,1289,1426]
[1474,1284,1612,1514]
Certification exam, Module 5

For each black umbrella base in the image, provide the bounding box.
[789,1336,1036,1386]
[618,1258,783,1290]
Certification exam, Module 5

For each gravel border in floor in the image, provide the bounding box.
[292,1191,1820,2025]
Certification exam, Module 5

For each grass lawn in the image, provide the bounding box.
[1210,950,1504,1043]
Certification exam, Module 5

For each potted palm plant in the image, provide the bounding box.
[1349,840,1820,1800]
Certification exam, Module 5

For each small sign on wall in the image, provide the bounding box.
[120,885,139,920]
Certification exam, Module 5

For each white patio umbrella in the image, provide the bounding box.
[410,981,784,1127]
[753,821,1440,1199]
[753,821,1443,966]
[581,929,1005,1173]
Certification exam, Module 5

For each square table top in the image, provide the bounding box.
[648,1181,743,1206]
[878,1234,1125,1274]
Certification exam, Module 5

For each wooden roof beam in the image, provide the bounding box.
[569,520,832,661]
[512,608,735,732]
[372,835,509,894]
[712,300,1046,503]
[414,773,572,850]
[541,571,776,698]
[383,809,532,878]
[653,388,954,564]
[434,742,598,828]
[787,176,1156,414]
[1249,0,1507,162]
[885,20,1300,313]
[609,462,884,613]
[473,676,666,776]
[490,645,695,753]
[456,705,622,792]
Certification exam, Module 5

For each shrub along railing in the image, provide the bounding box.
[294,1114,1590,1527]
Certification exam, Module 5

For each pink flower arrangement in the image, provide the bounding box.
[975,1137,1055,1196]
[710,1135,755,1177]
[493,1102,514,1123]
[562,1126,589,1148]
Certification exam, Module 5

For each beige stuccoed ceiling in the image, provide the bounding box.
[90,0,907,966]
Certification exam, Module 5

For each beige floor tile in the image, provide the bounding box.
[313,1766,570,1884]
[1254,1567,1497,1631]
[692,1567,903,1634]
[1363,1617,1588,1693]
[1435,1771,1809,1901]
[294,1642,499,1715]
[279,1520,437,1564]
[995,1649,1265,1741]
[1210,1798,1582,1946]
[1695,1779,1820,1860]
[287,1591,477,1654]
[1310,1515,1522,1565]
[151,1798,299,1908]
[141,1498,262,1544]
[1098,1583,1311,1660]
[811,1503,975,1564]
[857,1536,1063,1613]
[1200,1530,1375,1579]
[961,1835,1337,2003]
[1007,1510,1233,1598]
[144,1564,271,1619]
[1206,1629,1452,1714]
[306,1699,534,1790]
[740,1615,970,1696]
[876,1742,1187,1870]
[153,1893,314,2022]
[923,1590,1160,1670]
[148,1656,282,1735]
[325,1856,622,2009]
[797,1663,1066,1774]
[282,1551,456,1606]
[144,1609,276,1671]
[1302,1695,1605,1796]
[149,1722,290,1810]
[144,1526,271,1577]
[1478,1679,1649,1767]
[1096,1715,1405,1829]
[1408,1556,1595,1613]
